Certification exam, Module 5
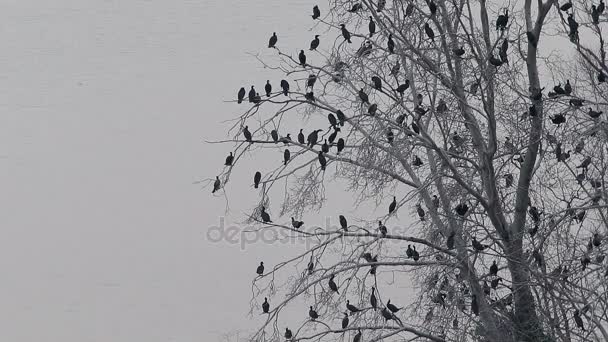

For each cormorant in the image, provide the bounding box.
[453,47,465,56]
[307,74,317,88]
[574,310,585,330]
[271,129,279,143]
[262,297,270,313]
[318,151,327,171]
[381,307,393,321]
[387,34,395,53]
[336,110,346,126]
[305,92,315,102]
[224,152,234,166]
[577,156,591,169]
[417,204,425,221]
[371,76,382,90]
[490,260,498,276]
[588,108,603,118]
[491,277,502,289]
[432,195,440,208]
[593,233,602,247]
[212,176,221,193]
[256,261,264,275]
[387,299,401,313]
[337,138,345,154]
[412,155,423,166]
[298,129,305,144]
[284,149,291,165]
[412,246,420,261]
[389,196,397,214]
[268,32,277,48]
[328,128,340,143]
[329,275,339,294]
[321,139,329,153]
[279,134,291,145]
[489,55,503,67]
[569,98,584,107]
[378,221,387,236]
[346,300,361,313]
[560,2,572,11]
[369,17,376,37]
[551,114,566,125]
[309,306,319,320]
[496,9,508,30]
[348,3,362,12]
[564,80,572,95]
[312,5,320,19]
[261,206,272,223]
[248,86,256,102]
[370,287,377,309]
[254,171,262,188]
[280,79,290,95]
[265,80,272,97]
[406,244,414,258]
[396,80,410,94]
[592,5,600,24]
[368,103,377,116]
[237,87,246,104]
[299,50,307,66]
[284,328,293,339]
[291,217,304,229]
[424,23,435,41]
[391,61,400,75]
[472,237,488,251]
[341,312,349,329]
[455,203,469,216]
[358,88,370,104]
[341,24,352,43]
[307,129,323,147]
[353,329,362,342]
[310,35,320,50]
[339,215,348,231]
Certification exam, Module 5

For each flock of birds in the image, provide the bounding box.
[211,1,608,339]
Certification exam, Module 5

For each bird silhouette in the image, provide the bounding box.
[328,275,339,294]
[389,196,397,214]
[260,206,272,223]
[370,287,377,309]
[224,152,234,166]
[368,16,376,37]
[291,217,304,229]
[237,87,246,103]
[453,47,465,56]
[341,24,352,43]
[353,329,362,342]
[312,5,320,19]
[271,129,279,143]
[256,261,264,275]
[381,307,394,321]
[341,312,349,329]
[310,35,320,50]
[318,151,327,171]
[283,149,291,165]
[212,176,221,193]
[254,171,261,188]
[339,215,348,231]
[387,34,395,53]
[268,32,277,48]
[298,50,307,66]
[496,9,509,30]
[371,76,382,91]
[346,300,361,313]
[265,80,272,97]
[308,306,319,320]
[284,327,293,339]
[321,139,329,153]
[307,129,323,147]
[280,79,290,95]
[417,204,426,221]
[387,299,401,313]
[358,89,369,104]
[337,138,345,154]
[243,126,253,142]
[248,86,256,102]
[262,297,270,313]
[378,221,387,236]
[455,203,469,216]
[424,23,435,41]
[490,260,498,276]
[336,110,346,126]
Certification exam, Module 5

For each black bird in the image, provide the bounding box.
[574,310,585,330]
[490,260,498,276]
[378,221,387,236]
[307,74,317,88]
[560,2,572,11]
[368,17,376,37]
[321,139,329,153]
[593,5,600,25]
[471,295,479,316]
[328,127,340,143]
[252,93,261,104]
[361,252,374,263]
[268,32,277,48]
[328,113,338,128]
[569,98,584,107]
[368,103,378,116]
[260,206,272,223]
[254,171,262,188]
[298,129,305,144]
[348,3,362,12]
[453,47,465,56]
[455,203,469,216]
[262,297,270,313]
[412,155,423,167]
[318,151,327,171]
[346,300,361,313]
[387,299,401,313]
[337,138,345,154]
[243,126,253,142]
[588,108,603,118]
[237,87,246,104]
[341,312,349,329]
[424,23,435,41]
[305,92,315,102]
[499,40,509,64]
[554,83,565,95]
[564,80,572,95]
[593,233,602,247]
[417,204,426,221]
[371,76,382,91]
[568,14,579,38]
[436,99,448,113]
[406,244,414,258]
[491,277,502,289]
[381,307,394,321]
[489,55,503,67]
[329,275,339,294]
[212,176,221,193]
[256,261,264,275]
[280,79,290,96]
[387,34,395,53]
[312,5,320,19]
[577,156,591,169]
[391,61,400,76]
[370,287,377,310]
[353,329,362,342]
[283,149,291,165]
[339,215,348,231]
[307,129,323,147]
[310,35,320,50]
[551,114,566,125]
[447,231,455,249]
[341,24,352,43]
[224,152,234,166]
[358,88,370,104]
[271,129,279,143]
[496,9,509,30]
[298,50,307,66]
[265,80,272,97]
[309,306,319,320]
[427,0,437,15]
[405,3,414,16]
[472,237,487,251]
[600,0,606,14]
[307,258,314,274]
[600,71,607,83]
[389,196,397,214]
[336,110,346,126]
[412,246,420,261]
[279,134,291,145]
[284,328,293,339]
[248,86,256,102]
[291,217,304,229]
[396,81,410,94]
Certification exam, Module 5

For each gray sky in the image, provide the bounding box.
[0,0,318,340]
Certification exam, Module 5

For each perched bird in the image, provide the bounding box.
[424,23,435,41]
[574,310,585,330]
[341,24,352,43]
[279,134,291,145]
[254,171,261,188]
[412,246,420,261]
[328,275,340,294]
[308,306,319,320]
[307,74,317,88]
[368,16,376,37]
[593,233,602,247]
[381,307,394,321]
[256,261,265,275]
[368,103,378,116]
[489,55,503,67]
[389,196,397,214]
[280,79,290,96]
[371,76,382,91]
[453,46,465,56]
[346,300,361,313]
[396,81,410,94]
[284,328,293,339]
[336,110,346,126]
[339,215,348,231]
[560,2,572,11]
[353,330,362,342]
[341,312,349,329]
[387,299,401,313]
[298,129,305,144]
[291,217,304,229]
[237,87,246,104]
[577,156,591,169]
[305,91,315,102]
[427,0,437,15]
[268,32,278,48]
[499,39,509,63]
[248,86,256,102]
[265,80,272,97]
[243,126,253,142]
[588,108,603,118]
[299,50,307,66]
[262,297,270,313]
[551,114,566,125]
[337,138,345,154]
[496,9,509,30]
[359,88,370,104]
[271,129,279,143]
[491,277,502,289]
[417,204,426,221]
[412,155,423,167]
[318,151,327,171]
[455,203,469,216]
[490,260,498,276]
[378,221,387,236]
[406,245,414,258]
[322,139,330,152]
[387,34,395,53]
[260,206,272,223]
[310,35,320,50]
[348,3,362,12]
[283,149,291,165]
[212,176,221,193]
[564,80,572,95]
[569,98,584,107]
[370,287,378,310]
[312,5,320,19]
[307,129,323,147]
[472,237,488,251]
[224,152,234,166]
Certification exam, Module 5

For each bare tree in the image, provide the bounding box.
[212,0,608,341]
